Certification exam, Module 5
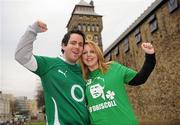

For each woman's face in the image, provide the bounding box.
[82,44,98,71]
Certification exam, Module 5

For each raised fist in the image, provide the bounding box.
[141,42,155,54]
[37,20,48,32]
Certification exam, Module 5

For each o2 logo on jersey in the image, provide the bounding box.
[71,84,84,102]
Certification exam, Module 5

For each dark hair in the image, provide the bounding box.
[61,29,86,53]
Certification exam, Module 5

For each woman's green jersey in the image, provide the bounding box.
[86,61,138,125]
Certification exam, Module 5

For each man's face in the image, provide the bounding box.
[62,33,84,63]
[90,84,104,99]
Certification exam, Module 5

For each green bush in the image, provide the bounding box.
[27,121,45,125]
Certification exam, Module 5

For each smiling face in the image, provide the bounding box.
[62,33,84,63]
[90,84,104,99]
[82,44,99,71]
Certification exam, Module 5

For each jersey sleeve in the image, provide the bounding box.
[123,66,137,84]
[112,61,137,84]
[128,53,156,85]
[15,22,43,71]
[32,55,49,76]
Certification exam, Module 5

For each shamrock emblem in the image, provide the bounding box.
[106,90,115,100]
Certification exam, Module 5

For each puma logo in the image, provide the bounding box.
[58,69,67,77]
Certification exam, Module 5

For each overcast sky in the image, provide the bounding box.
[0,0,155,99]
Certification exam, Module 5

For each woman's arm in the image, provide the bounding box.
[128,53,156,86]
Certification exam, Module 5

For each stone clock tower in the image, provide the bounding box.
[66,0,103,50]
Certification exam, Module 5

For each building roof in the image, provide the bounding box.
[74,0,100,16]
[73,10,101,16]
[78,0,92,7]
[66,0,102,27]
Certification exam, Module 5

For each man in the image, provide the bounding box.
[15,21,90,125]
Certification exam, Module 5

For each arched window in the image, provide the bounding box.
[94,35,98,42]
[83,24,86,32]
[96,24,99,32]
[91,24,95,32]
[78,24,82,31]
[87,24,91,32]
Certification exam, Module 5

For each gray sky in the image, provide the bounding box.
[0,0,155,99]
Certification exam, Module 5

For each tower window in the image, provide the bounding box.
[83,24,86,32]
[87,24,91,32]
[94,35,98,42]
[96,24,99,32]
[91,24,95,32]
[78,24,82,31]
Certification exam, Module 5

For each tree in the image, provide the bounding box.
[36,85,46,120]
[36,85,45,109]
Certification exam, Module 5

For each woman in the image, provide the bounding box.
[80,41,156,125]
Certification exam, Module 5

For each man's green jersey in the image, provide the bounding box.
[33,56,90,125]
[86,61,138,125]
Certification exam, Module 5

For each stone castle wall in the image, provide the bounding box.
[105,0,180,124]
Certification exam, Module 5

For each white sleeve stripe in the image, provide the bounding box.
[23,56,38,71]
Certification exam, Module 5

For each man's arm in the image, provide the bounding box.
[14,21,48,71]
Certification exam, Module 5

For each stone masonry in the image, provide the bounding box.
[104,0,180,124]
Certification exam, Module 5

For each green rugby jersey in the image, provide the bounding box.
[86,61,138,125]
[33,56,90,125]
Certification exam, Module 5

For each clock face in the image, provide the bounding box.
[87,34,93,40]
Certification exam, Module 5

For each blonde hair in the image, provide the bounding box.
[79,41,111,80]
